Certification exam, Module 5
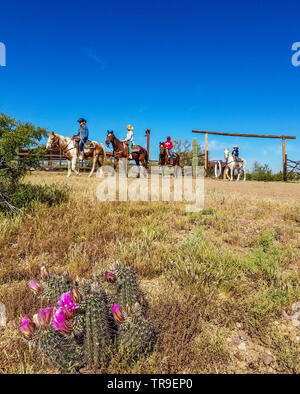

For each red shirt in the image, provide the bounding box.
[164,140,173,150]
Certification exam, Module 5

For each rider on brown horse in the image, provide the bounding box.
[122,125,134,160]
[106,130,148,173]
[163,136,174,162]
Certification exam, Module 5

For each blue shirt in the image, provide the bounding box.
[76,125,89,140]
[232,149,239,157]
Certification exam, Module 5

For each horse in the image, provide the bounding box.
[224,148,247,181]
[105,130,148,176]
[159,142,180,177]
[46,132,106,177]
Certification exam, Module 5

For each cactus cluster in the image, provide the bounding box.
[21,262,154,372]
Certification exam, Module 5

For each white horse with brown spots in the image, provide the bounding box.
[224,148,247,181]
[46,132,105,177]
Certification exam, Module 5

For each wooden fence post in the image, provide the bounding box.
[145,129,150,158]
[192,137,198,176]
[284,153,288,182]
[204,132,208,176]
[282,137,287,181]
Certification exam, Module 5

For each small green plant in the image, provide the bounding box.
[200,208,215,216]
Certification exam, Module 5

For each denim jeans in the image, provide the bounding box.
[79,137,88,152]
[168,149,173,160]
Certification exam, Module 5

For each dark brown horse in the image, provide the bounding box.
[159,142,180,177]
[105,131,148,174]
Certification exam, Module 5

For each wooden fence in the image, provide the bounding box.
[286,156,300,179]
[18,148,114,171]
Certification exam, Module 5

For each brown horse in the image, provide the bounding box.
[105,130,148,175]
[46,132,106,177]
[159,142,180,177]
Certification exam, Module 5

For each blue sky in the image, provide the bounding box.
[1,0,300,171]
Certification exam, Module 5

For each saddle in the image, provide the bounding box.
[83,141,95,149]
[165,149,176,164]
[72,136,95,155]
[232,155,242,168]
[123,141,140,153]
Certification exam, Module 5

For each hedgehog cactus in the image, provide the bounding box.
[118,319,153,356]
[21,263,154,372]
[83,293,111,368]
[118,266,139,308]
[32,329,82,372]
[40,271,73,302]
[106,261,139,309]
[115,304,154,357]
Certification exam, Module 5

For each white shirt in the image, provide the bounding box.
[125,129,134,143]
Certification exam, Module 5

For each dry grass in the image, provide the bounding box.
[0,172,299,374]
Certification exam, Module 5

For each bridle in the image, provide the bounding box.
[48,134,75,153]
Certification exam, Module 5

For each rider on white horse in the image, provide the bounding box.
[73,118,89,160]
[224,147,247,181]
[232,146,240,163]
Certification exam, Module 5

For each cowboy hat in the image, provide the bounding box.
[126,124,134,130]
[233,145,239,149]
[77,118,87,123]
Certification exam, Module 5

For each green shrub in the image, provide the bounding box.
[0,182,70,214]
[0,113,47,185]
[247,162,283,182]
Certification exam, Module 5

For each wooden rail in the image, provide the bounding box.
[287,157,300,178]
[18,149,114,171]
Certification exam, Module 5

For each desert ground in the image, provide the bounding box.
[0,172,299,374]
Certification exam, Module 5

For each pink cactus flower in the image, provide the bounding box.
[20,315,35,340]
[105,271,117,283]
[40,266,49,281]
[38,307,54,327]
[111,304,125,324]
[52,308,72,335]
[58,291,78,319]
[28,279,43,295]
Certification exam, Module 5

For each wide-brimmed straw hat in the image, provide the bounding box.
[233,145,239,149]
[126,124,133,130]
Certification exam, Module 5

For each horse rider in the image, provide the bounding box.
[163,136,174,162]
[123,124,134,160]
[232,145,240,163]
[73,118,89,160]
